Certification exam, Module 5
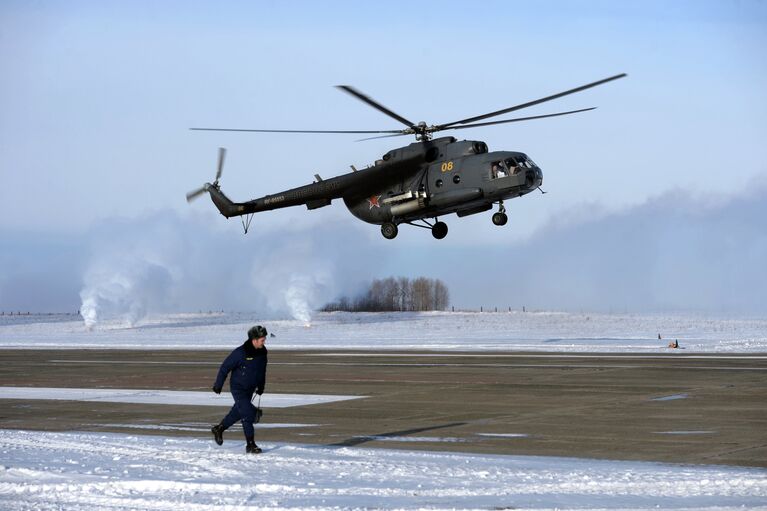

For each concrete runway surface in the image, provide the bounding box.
[1,349,765,467]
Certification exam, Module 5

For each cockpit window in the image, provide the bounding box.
[491,155,537,179]
[506,155,535,173]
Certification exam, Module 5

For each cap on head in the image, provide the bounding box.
[248,325,268,340]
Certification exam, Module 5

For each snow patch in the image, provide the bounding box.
[651,393,690,401]
[653,431,718,435]
[477,433,531,438]
[0,387,366,408]
[94,423,321,432]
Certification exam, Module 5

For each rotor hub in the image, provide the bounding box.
[415,121,432,141]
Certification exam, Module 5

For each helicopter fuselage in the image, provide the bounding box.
[343,136,543,225]
[203,136,542,239]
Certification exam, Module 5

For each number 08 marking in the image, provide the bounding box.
[440,161,454,172]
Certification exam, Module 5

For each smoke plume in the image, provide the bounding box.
[249,238,335,326]
[70,212,372,328]
[80,256,173,328]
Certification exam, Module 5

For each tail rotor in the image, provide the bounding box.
[186,147,226,203]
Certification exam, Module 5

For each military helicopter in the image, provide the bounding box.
[186,73,625,239]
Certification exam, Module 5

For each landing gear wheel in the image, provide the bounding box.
[381,222,398,239]
[492,212,508,226]
[432,221,448,239]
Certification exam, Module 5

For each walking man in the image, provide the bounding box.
[211,325,268,454]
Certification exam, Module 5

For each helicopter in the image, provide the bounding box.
[186,73,625,239]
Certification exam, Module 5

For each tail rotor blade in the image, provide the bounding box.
[216,147,226,183]
[186,185,209,203]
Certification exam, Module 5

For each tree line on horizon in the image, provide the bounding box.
[322,277,449,312]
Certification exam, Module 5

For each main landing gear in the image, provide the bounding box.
[382,203,508,239]
[381,222,398,240]
[380,219,449,240]
[492,201,508,226]
[431,221,448,239]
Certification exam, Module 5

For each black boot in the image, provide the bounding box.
[211,423,225,446]
[245,438,262,454]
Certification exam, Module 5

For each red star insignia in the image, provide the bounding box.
[367,195,381,209]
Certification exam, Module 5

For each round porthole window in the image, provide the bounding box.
[435,179,443,187]
[453,174,461,184]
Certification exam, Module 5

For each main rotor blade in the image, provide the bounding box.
[335,85,416,129]
[442,107,597,131]
[216,147,226,182]
[190,127,403,134]
[436,73,626,130]
[355,132,412,142]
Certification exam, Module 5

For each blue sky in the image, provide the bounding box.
[1,1,766,313]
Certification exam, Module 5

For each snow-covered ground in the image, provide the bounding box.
[1,430,766,510]
[2,311,766,509]
[1,310,766,352]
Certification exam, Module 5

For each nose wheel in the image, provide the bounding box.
[492,212,508,226]
[492,201,508,226]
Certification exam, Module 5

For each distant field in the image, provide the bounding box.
[1,310,766,352]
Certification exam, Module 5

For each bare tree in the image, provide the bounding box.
[379,277,395,311]
[398,276,412,311]
[368,279,385,312]
[411,277,432,311]
[434,279,449,310]
[323,276,449,312]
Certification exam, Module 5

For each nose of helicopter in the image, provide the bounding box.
[526,165,543,189]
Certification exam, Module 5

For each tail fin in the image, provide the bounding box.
[208,186,246,218]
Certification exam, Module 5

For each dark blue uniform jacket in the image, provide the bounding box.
[214,340,268,395]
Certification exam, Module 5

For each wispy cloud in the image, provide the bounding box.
[465,181,767,313]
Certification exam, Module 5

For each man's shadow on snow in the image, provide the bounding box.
[256,422,468,454]
[325,422,468,448]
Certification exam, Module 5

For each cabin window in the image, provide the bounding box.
[473,142,488,154]
[453,174,461,184]
[490,160,508,179]
[435,179,443,188]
